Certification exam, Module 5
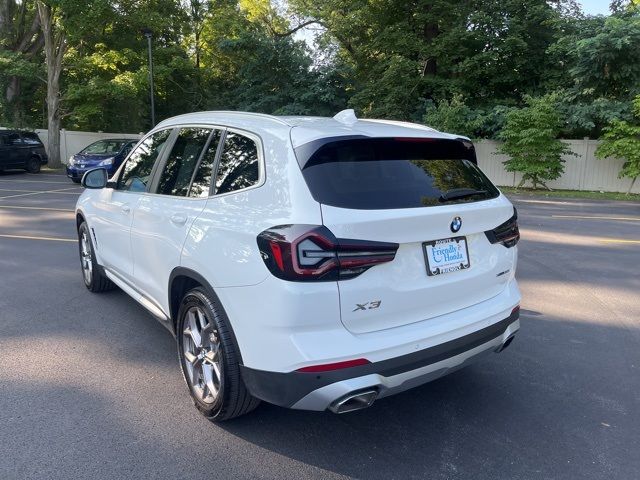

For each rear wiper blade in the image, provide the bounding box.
[439,188,488,202]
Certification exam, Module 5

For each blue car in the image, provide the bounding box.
[66,138,137,183]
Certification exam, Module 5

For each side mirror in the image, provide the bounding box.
[82,168,108,189]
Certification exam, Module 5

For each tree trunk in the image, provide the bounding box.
[627,176,637,196]
[2,1,43,125]
[6,76,23,125]
[37,1,65,168]
[6,76,20,103]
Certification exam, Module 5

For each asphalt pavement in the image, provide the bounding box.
[0,170,639,480]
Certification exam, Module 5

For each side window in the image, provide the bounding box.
[214,131,260,195]
[7,133,23,145]
[189,130,222,198]
[21,133,42,145]
[156,128,211,197]
[122,141,136,156]
[118,130,170,192]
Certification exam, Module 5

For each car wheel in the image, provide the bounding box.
[78,222,115,292]
[177,287,260,422]
[26,156,41,173]
[71,178,81,184]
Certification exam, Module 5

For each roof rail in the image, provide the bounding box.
[156,111,294,128]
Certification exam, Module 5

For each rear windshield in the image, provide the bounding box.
[295,137,499,210]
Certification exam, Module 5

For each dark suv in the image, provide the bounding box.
[0,130,48,173]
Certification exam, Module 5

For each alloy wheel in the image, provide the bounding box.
[80,231,93,285]
[182,306,222,404]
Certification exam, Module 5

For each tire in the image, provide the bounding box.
[26,156,41,173]
[177,287,260,422]
[71,178,81,184]
[78,222,115,292]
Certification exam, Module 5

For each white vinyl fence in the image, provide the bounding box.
[38,129,142,163]
[474,139,638,194]
[0,128,141,164]
[2,128,637,193]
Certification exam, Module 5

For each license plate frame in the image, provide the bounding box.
[423,236,471,276]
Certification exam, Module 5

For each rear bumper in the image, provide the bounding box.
[240,308,520,410]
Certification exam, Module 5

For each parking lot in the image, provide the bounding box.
[0,170,638,480]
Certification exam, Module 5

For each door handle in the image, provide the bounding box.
[121,204,131,214]
[170,213,187,226]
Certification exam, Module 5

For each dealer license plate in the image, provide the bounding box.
[423,236,470,276]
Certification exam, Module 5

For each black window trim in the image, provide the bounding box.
[188,128,223,198]
[111,123,266,199]
[148,126,217,198]
[147,128,180,195]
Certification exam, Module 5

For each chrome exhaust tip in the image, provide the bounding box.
[329,390,378,414]
[496,335,516,353]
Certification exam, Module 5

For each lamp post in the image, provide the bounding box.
[141,28,155,127]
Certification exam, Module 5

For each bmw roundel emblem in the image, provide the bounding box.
[450,216,462,233]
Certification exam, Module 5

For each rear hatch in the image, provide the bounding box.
[296,136,516,334]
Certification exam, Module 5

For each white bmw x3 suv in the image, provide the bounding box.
[75,109,521,421]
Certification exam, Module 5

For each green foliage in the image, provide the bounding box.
[571,16,640,99]
[1,0,639,143]
[557,95,634,138]
[595,96,640,194]
[422,95,481,138]
[290,0,578,120]
[421,97,514,139]
[0,0,45,127]
[497,95,574,189]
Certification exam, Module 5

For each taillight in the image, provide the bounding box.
[485,208,520,248]
[257,225,399,281]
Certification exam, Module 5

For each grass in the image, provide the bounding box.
[500,186,640,202]
[41,166,66,174]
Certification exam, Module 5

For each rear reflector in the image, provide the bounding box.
[296,358,371,373]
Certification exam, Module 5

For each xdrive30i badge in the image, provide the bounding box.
[450,216,462,233]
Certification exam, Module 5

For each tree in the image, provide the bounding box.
[195,0,348,115]
[422,95,481,138]
[595,96,640,194]
[570,15,640,100]
[36,0,65,167]
[288,0,579,119]
[556,13,640,136]
[0,0,44,126]
[497,95,574,190]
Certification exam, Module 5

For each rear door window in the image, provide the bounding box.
[118,130,171,192]
[189,130,222,198]
[7,133,23,146]
[21,133,42,145]
[156,128,212,197]
[296,137,499,210]
[214,131,260,195]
